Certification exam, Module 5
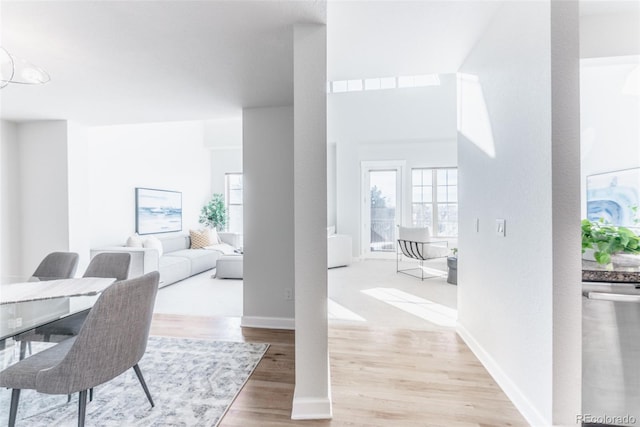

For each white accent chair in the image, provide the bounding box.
[397,226,448,280]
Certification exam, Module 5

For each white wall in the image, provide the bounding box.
[87,121,212,247]
[580,57,640,218]
[242,106,295,328]
[204,117,242,149]
[329,75,458,255]
[67,121,91,272]
[210,148,242,195]
[457,1,580,425]
[0,120,21,278]
[18,121,71,275]
[581,11,640,59]
[328,74,457,142]
[205,118,243,232]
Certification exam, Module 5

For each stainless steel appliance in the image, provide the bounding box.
[583,282,640,426]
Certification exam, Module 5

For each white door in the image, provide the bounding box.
[362,162,404,258]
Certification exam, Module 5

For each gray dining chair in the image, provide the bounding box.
[0,271,160,427]
[31,252,79,281]
[27,252,133,346]
[83,252,131,281]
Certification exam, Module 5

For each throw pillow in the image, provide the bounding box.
[190,229,212,249]
[126,233,144,248]
[143,236,163,257]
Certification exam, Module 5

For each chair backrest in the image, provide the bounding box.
[83,252,131,281]
[32,252,79,281]
[398,226,449,260]
[398,226,431,242]
[35,271,160,394]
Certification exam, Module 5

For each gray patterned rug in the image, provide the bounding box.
[0,336,269,426]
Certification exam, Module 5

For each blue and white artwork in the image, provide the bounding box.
[136,188,182,235]
[587,168,640,228]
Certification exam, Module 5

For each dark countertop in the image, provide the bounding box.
[582,260,640,284]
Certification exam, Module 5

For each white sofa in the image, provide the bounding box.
[91,232,240,287]
[327,227,352,268]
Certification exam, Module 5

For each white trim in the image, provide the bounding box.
[456,323,549,427]
[241,316,295,330]
[291,396,333,420]
[291,349,333,420]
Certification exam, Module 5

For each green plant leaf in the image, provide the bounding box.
[594,251,611,265]
[582,219,640,265]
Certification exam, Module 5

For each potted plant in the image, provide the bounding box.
[199,193,227,231]
[581,219,640,266]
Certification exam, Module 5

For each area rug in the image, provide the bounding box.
[0,336,269,426]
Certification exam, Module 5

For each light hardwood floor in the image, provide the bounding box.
[150,314,528,426]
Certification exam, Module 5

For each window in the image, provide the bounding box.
[225,173,243,233]
[327,74,440,93]
[411,168,458,236]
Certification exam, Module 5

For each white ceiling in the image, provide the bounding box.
[327,1,502,80]
[1,0,636,126]
[0,1,326,125]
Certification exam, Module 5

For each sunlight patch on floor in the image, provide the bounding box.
[328,299,366,322]
[361,288,457,327]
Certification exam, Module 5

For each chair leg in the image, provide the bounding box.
[78,390,87,427]
[9,389,20,427]
[19,341,27,360]
[133,364,154,408]
[89,388,93,402]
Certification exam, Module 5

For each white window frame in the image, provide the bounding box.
[360,160,408,258]
[411,167,458,238]
[224,172,243,233]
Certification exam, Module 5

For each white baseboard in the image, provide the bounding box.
[456,323,549,427]
[240,316,295,330]
[291,396,333,420]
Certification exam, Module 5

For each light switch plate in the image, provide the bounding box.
[496,219,506,237]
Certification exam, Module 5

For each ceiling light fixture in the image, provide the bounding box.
[0,47,51,89]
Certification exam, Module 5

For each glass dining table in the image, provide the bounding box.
[0,276,115,369]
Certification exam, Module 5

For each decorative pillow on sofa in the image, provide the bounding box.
[190,229,214,249]
[126,233,144,248]
[143,236,163,256]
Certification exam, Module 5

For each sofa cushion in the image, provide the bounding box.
[165,249,220,275]
[216,255,243,279]
[204,243,237,255]
[126,234,144,248]
[143,236,163,256]
[158,256,190,287]
[160,235,190,253]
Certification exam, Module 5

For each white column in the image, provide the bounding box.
[551,0,581,423]
[292,24,331,420]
